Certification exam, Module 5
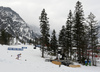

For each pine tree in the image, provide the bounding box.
[87,12,98,66]
[73,1,85,63]
[65,10,73,60]
[83,24,90,58]
[39,9,50,57]
[0,30,7,45]
[59,25,66,53]
[50,29,57,55]
[7,32,13,45]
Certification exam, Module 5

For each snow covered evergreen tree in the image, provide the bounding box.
[0,30,7,45]
[65,10,73,60]
[87,12,98,66]
[39,9,50,57]
[73,1,85,63]
[58,25,66,53]
[0,30,12,45]
[50,29,57,55]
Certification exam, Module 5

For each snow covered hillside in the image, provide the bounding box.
[0,44,100,72]
[0,6,40,42]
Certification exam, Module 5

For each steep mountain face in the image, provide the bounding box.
[0,6,39,42]
[29,25,41,35]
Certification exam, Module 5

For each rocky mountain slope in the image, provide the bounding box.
[0,6,40,42]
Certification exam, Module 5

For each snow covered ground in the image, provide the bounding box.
[0,44,100,72]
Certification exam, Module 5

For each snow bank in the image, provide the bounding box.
[0,44,100,72]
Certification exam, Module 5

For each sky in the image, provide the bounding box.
[0,0,100,34]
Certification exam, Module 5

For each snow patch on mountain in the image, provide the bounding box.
[0,6,40,42]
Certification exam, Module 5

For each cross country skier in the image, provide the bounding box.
[16,53,21,60]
